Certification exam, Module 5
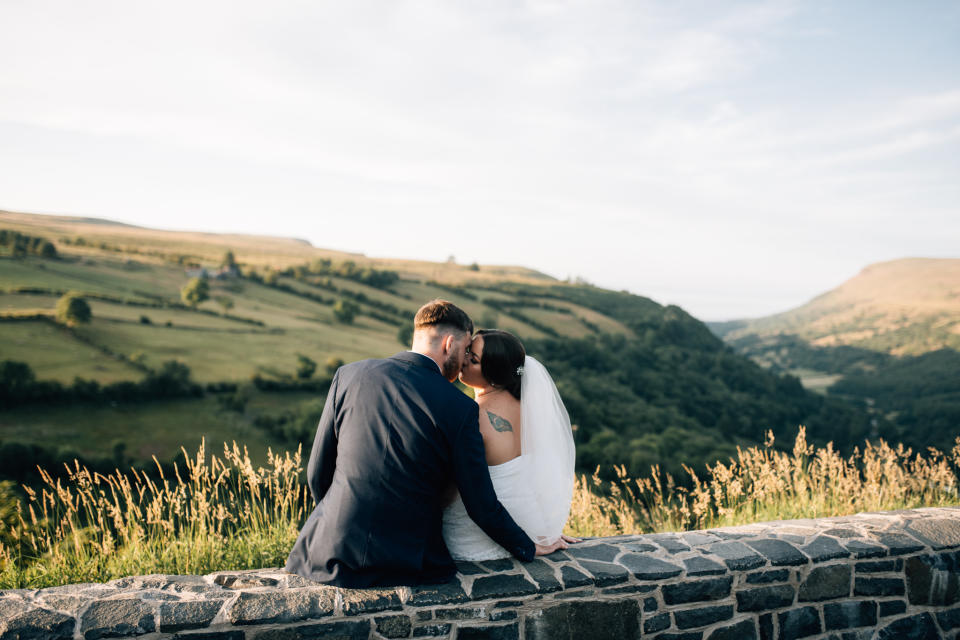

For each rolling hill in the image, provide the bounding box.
[713,257,960,357]
[1,209,874,485]
[709,257,960,454]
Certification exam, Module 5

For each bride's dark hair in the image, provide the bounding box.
[476,329,525,400]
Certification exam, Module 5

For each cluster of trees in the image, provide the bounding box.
[725,333,960,456]
[0,230,57,258]
[277,258,400,290]
[55,292,92,326]
[831,348,960,453]
[0,360,202,409]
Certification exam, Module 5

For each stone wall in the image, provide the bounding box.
[2,507,959,640]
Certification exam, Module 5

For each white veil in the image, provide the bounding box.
[519,355,575,545]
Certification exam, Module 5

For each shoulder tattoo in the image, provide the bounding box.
[486,410,513,433]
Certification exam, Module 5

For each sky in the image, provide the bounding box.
[1,1,958,321]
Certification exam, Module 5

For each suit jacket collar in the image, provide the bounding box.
[391,351,443,375]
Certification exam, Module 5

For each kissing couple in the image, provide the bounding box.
[285,299,578,587]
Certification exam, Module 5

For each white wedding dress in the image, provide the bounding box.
[442,355,575,560]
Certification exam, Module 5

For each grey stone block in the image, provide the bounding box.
[250,619,370,640]
[736,585,795,611]
[798,565,851,601]
[906,551,960,605]
[172,632,244,640]
[212,573,279,589]
[707,542,766,570]
[681,532,722,546]
[824,601,877,630]
[906,517,960,550]
[407,582,469,606]
[937,606,960,631]
[647,533,692,554]
[230,588,335,625]
[876,612,940,640]
[0,602,75,640]
[456,561,488,576]
[746,569,789,584]
[683,556,726,577]
[758,613,773,640]
[490,610,517,621]
[253,620,370,639]
[375,614,413,638]
[874,532,925,556]
[457,622,520,639]
[622,541,658,553]
[778,606,821,640]
[822,528,860,538]
[662,577,732,605]
[801,536,850,562]
[80,599,155,639]
[674,605,733,629]
[855,560,898,573]
[412,623,452,637]
[619,553,683,580]
[525,600,640,640]
[746,539,809,566]
[853,577,904,596]
[654,633,702,640]
[567,542,620,562]
[559,565,593,588]
[434,606,486,620]
[643,612,671,634]
[158,599,226,632]
[523,559,561,592]
[578,560,629,586]
[644,596,658,612]
[479,559,514,572]
[878,599,907,617]
[341,587,402,615]
[707,619,758,640]
[842,540,886,558]
[470,574,538,600]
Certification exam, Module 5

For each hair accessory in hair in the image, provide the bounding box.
[516,365,524,376]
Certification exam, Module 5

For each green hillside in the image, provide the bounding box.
[1,210,873,486]
[709,258,960,453]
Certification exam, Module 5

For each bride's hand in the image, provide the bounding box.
[534,538,569,556]
[560,534,581,544]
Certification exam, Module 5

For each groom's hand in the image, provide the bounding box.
[534,538,570,556]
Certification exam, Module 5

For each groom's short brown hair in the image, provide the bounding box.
[414,299,473,335]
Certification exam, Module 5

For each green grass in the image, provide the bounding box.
[0,320,140,383]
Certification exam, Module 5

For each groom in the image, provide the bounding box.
[285,299,564,587]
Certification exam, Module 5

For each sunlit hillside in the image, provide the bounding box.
[715,257,960,357]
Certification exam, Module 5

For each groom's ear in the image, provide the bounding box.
[440,333,456,355]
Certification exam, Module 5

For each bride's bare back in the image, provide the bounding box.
[477,391,521,466]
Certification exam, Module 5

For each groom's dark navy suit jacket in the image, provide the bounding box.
[285,351,535,587]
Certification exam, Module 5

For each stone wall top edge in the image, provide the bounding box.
[2,506,958,608]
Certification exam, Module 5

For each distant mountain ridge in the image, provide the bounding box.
[712,257,960,356]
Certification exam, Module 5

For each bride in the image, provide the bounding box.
[442,329,579,560]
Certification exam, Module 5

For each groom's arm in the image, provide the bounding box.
[307,371,340,504]
[453,403,535,562]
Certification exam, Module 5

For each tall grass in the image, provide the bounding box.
[2,428,958,589]
[0,440,310,589]
[566,427,960,537]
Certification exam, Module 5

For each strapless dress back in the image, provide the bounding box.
[442,455,542,561]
